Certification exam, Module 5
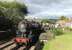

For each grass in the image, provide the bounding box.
[43,30,72,50]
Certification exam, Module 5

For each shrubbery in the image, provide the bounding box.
[52,28,64,36]
[65,27,72,31]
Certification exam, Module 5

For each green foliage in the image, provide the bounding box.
[59,16,69,21]
[41,19,49,23]
[0,1,26,9]
[65,27,72,31]
[0,1,28,25]
[41,19,57,24]
[52,28,64,36]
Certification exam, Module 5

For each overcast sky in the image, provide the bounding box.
[17,0,72,18]
[1,0,72,18]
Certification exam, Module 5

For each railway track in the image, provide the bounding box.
[0,39,36,50]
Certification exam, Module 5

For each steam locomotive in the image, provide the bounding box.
[14,20,43,48]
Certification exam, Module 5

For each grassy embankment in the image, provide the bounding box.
[43,28,72,50]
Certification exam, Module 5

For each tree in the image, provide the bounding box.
[41,19,49,23]
[59,16,69,21]
[41,19,56,24]
[0,1,28,25]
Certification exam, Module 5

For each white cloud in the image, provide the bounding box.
[23,0,72,17]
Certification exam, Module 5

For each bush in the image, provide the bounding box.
[65,27,72,31]
[52,28,64,36]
